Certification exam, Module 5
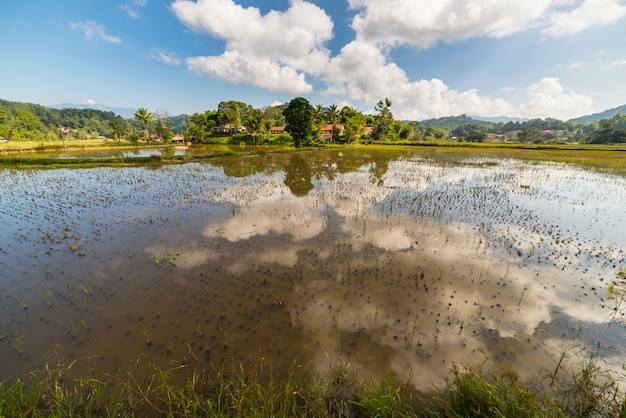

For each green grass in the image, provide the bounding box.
[428,357,626,418]
[0,355,624,417]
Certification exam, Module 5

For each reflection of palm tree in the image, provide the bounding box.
[134,107,154,140]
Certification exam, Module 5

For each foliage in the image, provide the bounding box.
[153,108,173,141]
[134,107,154,138]
[431,365,549,417]
[590,122,626,144]
[284,97,314,148]
[2,97,626,146]
[1,352,623,417]
[373,98,396,141]
[0,358,416,417]
[429,358,626,418]
[0,98,129,140]
[341,106,367,143]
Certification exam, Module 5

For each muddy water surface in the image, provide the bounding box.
[1,147,625,392]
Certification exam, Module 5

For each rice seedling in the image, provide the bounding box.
[13,294,28,311]
[164,248,176,267]
[141,324,152,346]
[41,261,51,280]
[1,321,24,356]
[41,288,54,311]
[64,318,78,339]
[218,326,229,349]
[195,321,203,337]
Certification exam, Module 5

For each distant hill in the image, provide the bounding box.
[418,114,488,129]
[50,103,136,119]
[471,116,528,123]
[571,104,626,124]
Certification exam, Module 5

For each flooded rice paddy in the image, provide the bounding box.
[1,147,625,392]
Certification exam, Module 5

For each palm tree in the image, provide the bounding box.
[108,120,127,143]
[313,104,326,124]
[313,104,327,141]
[134,107,154,140]
[326,104,340,142]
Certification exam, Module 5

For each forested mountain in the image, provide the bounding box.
[418,114,492,130]
[571,104,626,124]
[0,99,127,140]
[50,103,136,119]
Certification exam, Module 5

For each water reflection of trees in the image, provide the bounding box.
[284,154,313,196]
[211,148,417,195]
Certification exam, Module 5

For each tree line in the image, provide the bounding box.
[1,97,625,145]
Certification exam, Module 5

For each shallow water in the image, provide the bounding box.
[1,147,625,391]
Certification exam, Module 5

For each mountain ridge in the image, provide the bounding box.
[570,104,626,124]
[50,103,136,119]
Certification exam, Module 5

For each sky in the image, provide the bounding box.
[1,0,626,121]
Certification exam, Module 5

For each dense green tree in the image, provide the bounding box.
[261,106,285,133]
[517,127,542,143]
[284,97,314,148]
[0,123,9,139]
[134,107,154,139]
[590,123,626,144]
[397,121,419,140]
[244,108,263,141]
[186,110,218,142]
[154,108,173,141]
[373,98,395,141]
[14,109,43,131]
[465,129,488,142]
[217,101,250,129]
[423,126,448,141]
[108,120,126,143]
[341,106,366,143]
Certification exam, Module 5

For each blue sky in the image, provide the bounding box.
[1,0,626,120]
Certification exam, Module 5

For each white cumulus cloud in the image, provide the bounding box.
[172,0,333,94]
[518,77,594,119]
[187,51,312,94]
[324,40,513,119]
[347,0,552,48]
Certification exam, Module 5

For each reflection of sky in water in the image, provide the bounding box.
[195,156,626,387]
[1,152,625,391]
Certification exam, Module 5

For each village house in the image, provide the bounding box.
[214,124,246,134]
[320,124,344,140]
[270,126,286,134]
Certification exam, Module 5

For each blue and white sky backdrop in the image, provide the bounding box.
[2,0,626,120]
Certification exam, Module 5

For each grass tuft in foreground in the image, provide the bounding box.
[428,355,626,418]
[0,354,625,417]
